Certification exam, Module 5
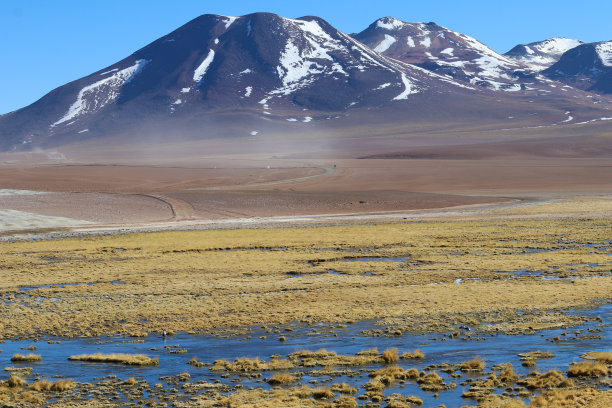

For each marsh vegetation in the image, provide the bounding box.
[0,198,610,406]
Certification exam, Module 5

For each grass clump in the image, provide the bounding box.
[497,363,520,385]
[400,349,425,360]
[123,377,137,386]
[30,379,74,392]
[460,356,485,371]
[331,382,358,394]
[267,373,297,385]
[311,387,335,400]
[68,353,158,366]
[332,396,358,408]
[477,395,527,407]
[518,370,571,390]
[211,357,294,372]
[386,393,424,407]
[567,361,608,377]
[416,371,455,392]
[288,349,383,367]
[187,356,206,368]
[381,348,399,364]
[10,353,41,362]
[580,350,612,363]
[364,378,385,392]
[7,375,26,388]
[369,366,418,385]
[18,391,44,404]
[356,348,378,356]
[518,351,555,367]
[529,388,612,407]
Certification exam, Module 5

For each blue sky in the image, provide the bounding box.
[1,0,610,114]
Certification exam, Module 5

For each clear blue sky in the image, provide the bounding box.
[1,0,610,114]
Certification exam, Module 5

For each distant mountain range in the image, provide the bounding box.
[504,38,584,71]
[542,41,612,94]
[0,13,610,152]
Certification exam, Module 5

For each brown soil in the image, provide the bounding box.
[0,121,611,230]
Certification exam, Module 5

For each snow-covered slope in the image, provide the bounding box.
[354,17,551,92]
[52,60,149,127]
[543,41,612,94]
[504,38,584,71]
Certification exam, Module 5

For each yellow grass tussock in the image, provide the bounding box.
[211,357,294,372]
[381,348,399,364]
[567,361,608,377]
[67,353,158,366]
[10,353,41,362]
[400,349,425,360]
[267,373,297,385]
[529,388,612,407]
[518,370,571,390]
[460,356,485,371]
[7,375,26,388]
[29,379,74,392]
[332,396,358,408]
[580,351,612,363]
[330,383,358,395]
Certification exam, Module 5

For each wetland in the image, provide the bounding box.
[0,198,610,407]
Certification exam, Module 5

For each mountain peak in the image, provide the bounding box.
[542,40,612,93]
[504,37,584,71]
[353,18,531,91]
[374,17,405,31]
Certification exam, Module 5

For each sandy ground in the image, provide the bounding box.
[0,121,611,233]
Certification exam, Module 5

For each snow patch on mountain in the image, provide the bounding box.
[193,50,215,83]
[374,82,392,90]
[375,34,397,53]
[537,38,583,55]
[376,17,404,31]
[505,38,584,71]
[393,73,417,99]
[596,42,612,67]
[99,68,119,76]
[223,16,238,29]
[458,33,517,65]
[244,86,252,97]
[270,18,347,96]
[52,59,149,127]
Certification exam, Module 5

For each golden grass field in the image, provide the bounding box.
[0,198,610,407]
[1,199,611,339]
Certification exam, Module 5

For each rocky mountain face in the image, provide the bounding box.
[504,38,584,71]
[352,17,543,92]
[0,13,476,151]
[542,41,612,94]
[0,13,610,152]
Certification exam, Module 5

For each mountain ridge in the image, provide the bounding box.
[0,13,610,153]
[504,37,584,71]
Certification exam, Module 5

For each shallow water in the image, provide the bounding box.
[0,304,609,406]
[340,255,411,262]
[17,281,126,292]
